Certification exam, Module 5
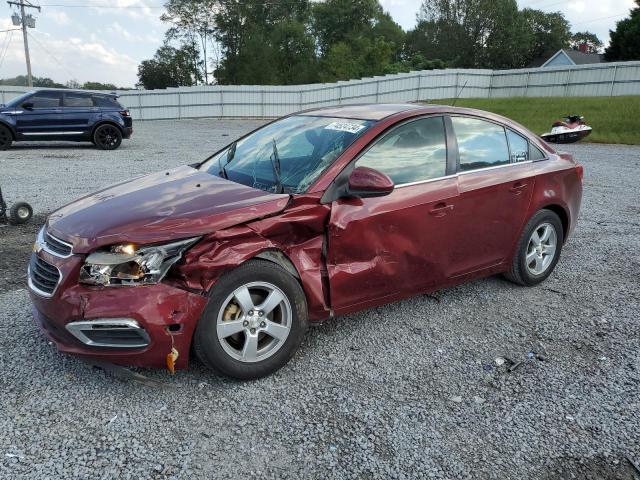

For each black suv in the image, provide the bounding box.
[0,89,133,150]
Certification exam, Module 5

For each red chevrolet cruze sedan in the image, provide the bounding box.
[29,104,583,379]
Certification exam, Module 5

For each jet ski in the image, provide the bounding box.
[540,115,592,144]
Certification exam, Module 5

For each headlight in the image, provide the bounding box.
[79,237,200,287]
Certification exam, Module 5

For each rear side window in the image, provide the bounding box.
[452,117,509,172]
[63,93,93,108]
[93,96,122,109]
[30,92,62,108]
[529,144,546,160]
[356,116,447,185]
[506,130,529,163]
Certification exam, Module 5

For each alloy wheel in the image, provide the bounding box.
[216,281,292,363]
[96,126,120,149]
[525,222,557,275]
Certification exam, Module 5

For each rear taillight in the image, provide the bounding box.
[575,163,584,181]
[119,110,130,117]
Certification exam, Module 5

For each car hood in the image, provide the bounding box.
[47,165,290,253]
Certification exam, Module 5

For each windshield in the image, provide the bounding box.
[200,115,374,194]
[5,92,33,108]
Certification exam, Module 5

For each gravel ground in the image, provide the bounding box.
[1,120,639,479]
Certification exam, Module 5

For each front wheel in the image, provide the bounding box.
[0,124,13,150]
[505,209,564,286]
[93,124,122,150]
[193,260,308,380]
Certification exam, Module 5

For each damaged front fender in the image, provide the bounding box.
[173,193,333,321]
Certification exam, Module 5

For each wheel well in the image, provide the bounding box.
[542,205,569,241]
[254,250,301,280]
[91,121,123,138]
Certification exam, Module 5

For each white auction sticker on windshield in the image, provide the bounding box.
[324,122,366,134]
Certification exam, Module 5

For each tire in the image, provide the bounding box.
[93,124,122,150]
[504,209,564,286]
[0,124,13,150]
[193,259,308,380]
[9,202,33,225]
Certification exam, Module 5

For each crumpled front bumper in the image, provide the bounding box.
[29,249,207,370]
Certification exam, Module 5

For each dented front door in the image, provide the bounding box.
[326,178,458,314]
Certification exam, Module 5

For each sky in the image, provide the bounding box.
[0,0,636,88]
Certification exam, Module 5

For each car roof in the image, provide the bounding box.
[300,103,424,121]
[30,88,118,97]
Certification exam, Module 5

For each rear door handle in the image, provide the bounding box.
[509,182,528,194]
[429,202,454,217]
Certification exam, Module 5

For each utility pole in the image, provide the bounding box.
[7,0,40,88]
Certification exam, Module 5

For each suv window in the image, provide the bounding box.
[63,93,93,108]
[452,117,509,172]
[356,116,447,185]
[507,130,529,163]
[30,92,62,109]
[93,95,122,109]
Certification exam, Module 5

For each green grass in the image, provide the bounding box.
[427,96,640,145]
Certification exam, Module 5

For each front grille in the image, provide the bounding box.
[29,254,61,296]
[44,232,73,257]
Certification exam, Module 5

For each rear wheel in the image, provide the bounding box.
[193,260,308,380]
[505,209,564,286]
[0,125,12,150]
[93,124,122,150]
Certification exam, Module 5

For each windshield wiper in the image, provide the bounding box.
[270,139,284,194]
[218,141,237,179]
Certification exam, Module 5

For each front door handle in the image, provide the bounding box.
[429,202,454,217]
[509,182,528,194]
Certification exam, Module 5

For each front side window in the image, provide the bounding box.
[200,115,374,194]
[5,92,33,108]
[30,92,62,109]
[452,117,509,172]
[63,93,93,108]
[356,116,447,185]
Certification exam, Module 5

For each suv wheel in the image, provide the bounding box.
[505,209,564,286]
[193,260,308,380]
[0,125,13,150]
[94,124,122,150]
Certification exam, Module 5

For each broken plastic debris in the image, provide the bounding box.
[166,347,179,374]
[494,357,506,366]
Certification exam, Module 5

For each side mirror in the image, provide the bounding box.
[22,102,34,110]
[347,166,394,198]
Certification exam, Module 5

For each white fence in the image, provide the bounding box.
[1,61,639,120]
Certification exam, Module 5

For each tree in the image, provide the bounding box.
[605,0,640,61]
[66,79,81,89]
[570,31,603,53]
[215,0,317,85]
[0,76,65,87]
[137,42,202,90]
[161,0,219,84]
[83,82,119,91]
[312,0,405,81]
[520,8,571,62]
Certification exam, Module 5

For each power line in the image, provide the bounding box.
[27,30,76,80]
[571,12,630,27]
[0,30,15,69]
